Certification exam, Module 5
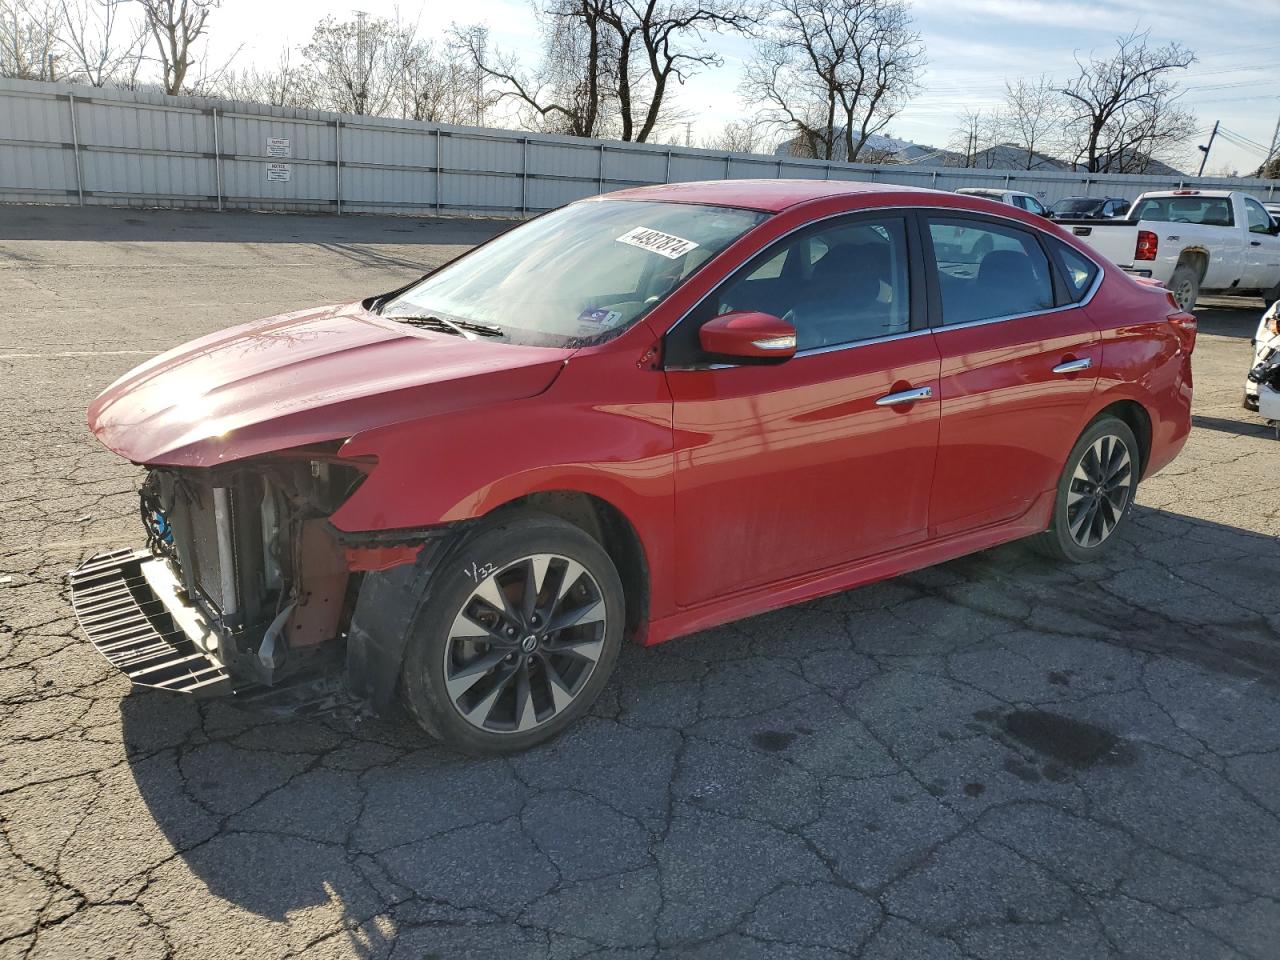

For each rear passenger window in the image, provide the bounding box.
[927,219,1054,324]
[1051,240,1099,302]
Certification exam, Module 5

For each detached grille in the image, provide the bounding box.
[69,549,234,696]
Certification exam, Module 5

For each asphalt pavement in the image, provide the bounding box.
[1,205,1278,959]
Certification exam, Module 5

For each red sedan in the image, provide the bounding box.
[73,180,1195,753]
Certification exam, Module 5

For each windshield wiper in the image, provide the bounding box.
[386,314,505,339]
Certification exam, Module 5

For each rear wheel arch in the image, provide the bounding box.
[1092,399,1152,480]
[1176,248,1209,283]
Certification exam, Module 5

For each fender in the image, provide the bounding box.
[333,344,680,671]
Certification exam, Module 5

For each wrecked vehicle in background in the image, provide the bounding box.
[73,180,1194,754]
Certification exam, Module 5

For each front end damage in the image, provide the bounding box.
[69,450,443,711]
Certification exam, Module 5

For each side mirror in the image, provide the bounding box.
[699,311,797,364]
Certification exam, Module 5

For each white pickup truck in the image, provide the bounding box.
[1058,189,1280,310]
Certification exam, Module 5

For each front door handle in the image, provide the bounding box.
[875,386,933,406]
[1251,240,1263,247]
[1052,357,1093,375]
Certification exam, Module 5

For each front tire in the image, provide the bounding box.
[400,512,625,754]
[1035,417,1139,563]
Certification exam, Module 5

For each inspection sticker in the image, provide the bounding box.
[615,226,699,260]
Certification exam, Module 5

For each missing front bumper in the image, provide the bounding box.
[68,548,236,697]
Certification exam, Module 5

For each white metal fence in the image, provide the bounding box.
[3,77,1278,218]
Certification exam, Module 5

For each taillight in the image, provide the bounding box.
[1135,230,1158,261]
[1168,310,1197,354]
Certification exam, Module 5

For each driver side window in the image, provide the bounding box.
[709,217,912,352]
[1245,198,1274,235]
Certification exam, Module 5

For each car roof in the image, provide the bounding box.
[599,178,940,213]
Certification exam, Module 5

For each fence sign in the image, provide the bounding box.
[266,163,291,183]
[266,137,291,158]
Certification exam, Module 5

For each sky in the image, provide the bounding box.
[200,0,1280,174]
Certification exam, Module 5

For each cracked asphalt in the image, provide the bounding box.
[2,205,1280,960]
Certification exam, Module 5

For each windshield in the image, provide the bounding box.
[1054,198,1103,214]
[382,200,768,347]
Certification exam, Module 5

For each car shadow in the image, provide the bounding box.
[1192,413,1275,437]
[1195,300,1265,340]
[116,504,1280,955]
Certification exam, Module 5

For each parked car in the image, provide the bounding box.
[1051,196,1130,220]
[1264,201,1280,225]
[1244,299,1280,411]
[1061,189,1280,310]
[955,186,1052,218]
[72,180,1195,753]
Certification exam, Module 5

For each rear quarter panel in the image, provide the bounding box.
[1084,268,1193,478]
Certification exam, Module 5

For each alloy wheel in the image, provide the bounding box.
[1066,434,1133,548]
[442,554,608,734]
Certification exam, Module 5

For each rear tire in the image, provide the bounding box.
[1168,264,1200,312]
[400,511,625,755]
[1034,417,1140,563]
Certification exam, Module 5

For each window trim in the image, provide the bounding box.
[915,209,1102,330]
[662,208,925,369]
[1045,235,1100,305]
[663,203,1105,368]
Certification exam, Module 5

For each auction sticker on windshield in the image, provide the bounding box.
[616,227,700,260]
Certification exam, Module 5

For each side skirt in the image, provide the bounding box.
[643,489,1055,647]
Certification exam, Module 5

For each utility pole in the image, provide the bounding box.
[1197,120,1219,177]
[1264,112,1280,177]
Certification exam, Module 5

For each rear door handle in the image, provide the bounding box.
[1251,240,1263,247]
[1052,358,1093,375]
[875,386,933,406]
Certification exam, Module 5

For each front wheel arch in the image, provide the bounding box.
[345,491,651,715]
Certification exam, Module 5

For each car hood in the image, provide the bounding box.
[88,302,573,467]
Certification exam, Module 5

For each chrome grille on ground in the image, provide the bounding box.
[68,548,233,697]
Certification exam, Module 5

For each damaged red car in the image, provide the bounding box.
[72,180,1195,753]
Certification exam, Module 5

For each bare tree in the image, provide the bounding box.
[947,107,1001,167]
[1090,95,1196,173]
[59,0,145,86]
[743,0,924,162]
[456,5,617,138]
[602,0,756,142]
[1061,30,1196,173]
[700,118,768,153]
[136,0,218,94]
[999,74,1062,169]
[221,49,312,107]
[396,36,496,125]
[460,1,753,142]
[0,0,62,79]
[302,12,417,116]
